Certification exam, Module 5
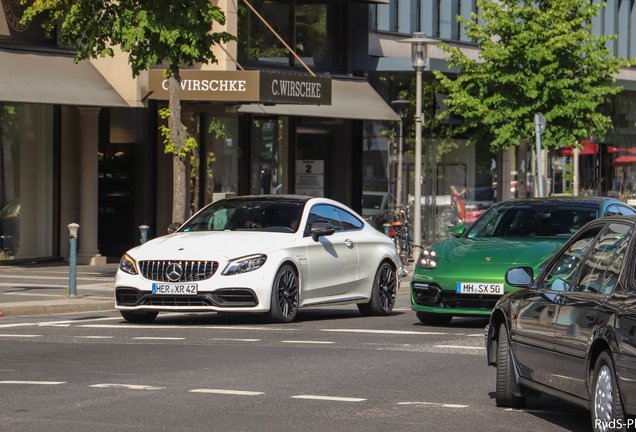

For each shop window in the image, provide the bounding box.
[0,103,54,260]
[251,117,289,195]
[203,115,240,204]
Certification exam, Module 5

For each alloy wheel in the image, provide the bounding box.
[595,364,613,432]
[378,265,396,312]
[277,268,298,318]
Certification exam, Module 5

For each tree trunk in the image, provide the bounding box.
[167,65,190,224]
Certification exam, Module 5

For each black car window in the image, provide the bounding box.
[540,226,603,292]
[576,223,633,295]
[304,205,343,236]
[336,208,364,231]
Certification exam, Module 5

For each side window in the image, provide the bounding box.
[619,206,636,216]
[304,205,343,235]
[336,209,363,231]
[576,223,633,295]
[540,227,602,292]
[605,205,621,217]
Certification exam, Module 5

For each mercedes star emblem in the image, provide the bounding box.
[166,263,183,282]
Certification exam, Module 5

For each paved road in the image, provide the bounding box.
[0,293,591,432]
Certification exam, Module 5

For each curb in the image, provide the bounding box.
[0,299,116,317]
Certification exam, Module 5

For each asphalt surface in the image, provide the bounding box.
[0,272,592,432]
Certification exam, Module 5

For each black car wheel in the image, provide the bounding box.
[496,323,526,408]
[416,311,453,326]
[268,264,299,323]
[591,351,626,432]
[358,262,397,316]
[120,310,158,324]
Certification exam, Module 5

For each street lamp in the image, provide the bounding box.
[390,97,411,210]
[398,32,438,256]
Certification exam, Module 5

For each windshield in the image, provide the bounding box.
[180,200,305,233]
[362,195,384,210]
[465,204,598,238]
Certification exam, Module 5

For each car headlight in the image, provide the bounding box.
[222,254,267,275]
[119,253,138,275]
[417,248,439,269]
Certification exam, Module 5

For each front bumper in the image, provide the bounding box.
[410,280,505,316]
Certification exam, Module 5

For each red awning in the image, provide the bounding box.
[611,155,636,168]
[549,140,598,157]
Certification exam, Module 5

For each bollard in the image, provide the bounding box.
[68,223,79,298]
[139,225,149,244]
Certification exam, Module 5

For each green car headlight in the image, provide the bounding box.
[222,254,267,275]
[417,248,439,269]
[119,253,138,275]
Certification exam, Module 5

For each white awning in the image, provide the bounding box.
[238,78,399,121]
[0,49,128,107]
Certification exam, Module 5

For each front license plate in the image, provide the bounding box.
[152,284,198,295]
[456,282,503,295]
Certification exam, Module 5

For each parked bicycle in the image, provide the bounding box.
[383,207,413,263]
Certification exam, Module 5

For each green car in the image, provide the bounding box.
[411,197,635,325]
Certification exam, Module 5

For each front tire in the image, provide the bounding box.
[496,323,526,408]
[358,262,397,316]
[416,311,453,325]
[120,310,158,324]
[591,351,626,432]
[267,264,299,323]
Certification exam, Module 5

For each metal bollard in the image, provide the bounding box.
[68,223,79,298]
[139,225,149,244]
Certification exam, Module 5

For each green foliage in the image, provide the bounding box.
[208,118,229,142]
[434,0,635,151]
[22,0,235,77]
[159,108,197,158]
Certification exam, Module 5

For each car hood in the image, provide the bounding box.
[440,237,567,267]
[129,231,298,261]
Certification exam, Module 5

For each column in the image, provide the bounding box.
[77,107,106,265]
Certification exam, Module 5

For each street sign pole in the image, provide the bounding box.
[534,113,546,197]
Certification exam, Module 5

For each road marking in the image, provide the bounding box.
[281,340,334,344]
[210,338,261,342]
[0,274,112,282]
[0,317,121,329]
[504,408,569,415]
[0,381,65,385]
[75,336,114,339]
[433,345,486,350]
[322,329,447,335]
[397,402,469,408]
[81,325,183,329]
[465,334,484,337]
[393,308,412,311]
[190,389,264,396]
[292,395,366,402]
[0,334,41,338]
[133,337,185,340]
[90,384,165,390]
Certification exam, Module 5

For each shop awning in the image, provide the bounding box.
[238,78,400,122]
[0,49,128,107]
[611,155,636,168]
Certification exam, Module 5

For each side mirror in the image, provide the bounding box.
[167,222,182,234]
[449,224,467,238]
[311,222,335,242]
[505,267,534,288]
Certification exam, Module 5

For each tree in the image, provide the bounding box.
[434,0,634,151]
[22,0,234,223]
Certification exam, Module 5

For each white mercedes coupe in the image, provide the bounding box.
[115,195,402,323]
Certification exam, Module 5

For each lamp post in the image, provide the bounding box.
[391,97,411,210]
[399,32,438,256]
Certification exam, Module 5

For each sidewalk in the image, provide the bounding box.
[0,262,118,317]
[0,262,414,318]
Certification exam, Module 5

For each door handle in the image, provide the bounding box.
[586,311,596,322]
[547,304,556,318]
[344,239,354,248]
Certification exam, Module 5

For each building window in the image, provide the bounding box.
[393,0,399,32]
[435,0,441,38]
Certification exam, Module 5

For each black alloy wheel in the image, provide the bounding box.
[268,264,299,323]
[120,310,159,324]
[495,323,526,408]
[358,262,397,316]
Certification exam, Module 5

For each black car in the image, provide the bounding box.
[486,215,636,431]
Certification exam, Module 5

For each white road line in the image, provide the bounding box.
[0,317,122,329]
[90,384,165,390]
[397,402,469,408]
[321,329,447,335]
[190,389,264,396]
[292,395,366,402]
[393,308,412,311]
[504,408,569,415]
[0,381,65,385]
[0,334,41,338]
[465,334,484,337]
[75,336,114,339]
[80,325,182,329]
[133,337,185,340]
[0,274,111,282]
[2,292,65,297]
[210,338,261,342]
[433,345,486,350]
[281,340,335,344]
[0,282,112,290]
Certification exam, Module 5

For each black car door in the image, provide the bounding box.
[514,225,603,388]
[553,222,633,399]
